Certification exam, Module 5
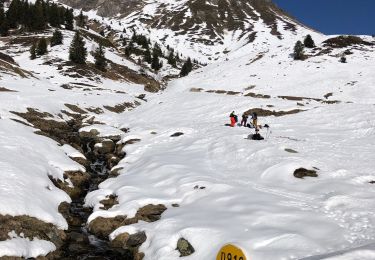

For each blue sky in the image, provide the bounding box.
[273,0,374,35]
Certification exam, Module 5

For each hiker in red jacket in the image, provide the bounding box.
[230,111,237,127]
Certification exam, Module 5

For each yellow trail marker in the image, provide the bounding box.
[216,244,247,260]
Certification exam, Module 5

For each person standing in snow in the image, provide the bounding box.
[229,111,237,127]
[251,112,258,130]
[241,113,248,127]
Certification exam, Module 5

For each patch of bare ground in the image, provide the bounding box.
[89,204,167,239]
[61,59,161,93]
[0,59,33,78]
[245,92,271,99]
[0,214,67,249]
[64,104,88,114]
[79,29,116,48]
[107,61,162,92]
[100,195,119,210]
[246,53,265,65]
[244,108,304,117]
[244,85,256,91]
[0,52,16,64]
[85,106,104,114]
[278,95,341,104]
[189,88,203,92]
[0,86,17,92]
[323,36,373,48]
[226,91,242,95]
[104,101,140,113]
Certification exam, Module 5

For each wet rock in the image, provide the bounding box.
[49,176,80,200]
[100,194,119,210]
[0,215,66,249]
[369,181,375,184]
[49,171,90,199]
[115,143,126,157]
[69,156,89,168]
[95,139,115,154]
[136,204,167,222]
[176,238,195,257]
[172,203,180,207]
[79,128,100,140]
[135,252,145,260]
[285,148,298,153]
[293,168,318,179]
[110,232,130,248]
[106,153,121,169]
[69,232,89,244]
[68,243,90,253]
[109,167,124,177]
[170,132,184,137]
[58,202,70,219]
[65,171,90,187]
[126,231,147,247]
[89,216,137,239]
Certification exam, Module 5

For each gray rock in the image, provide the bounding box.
[176,238,195,257]
[294,168,318,179]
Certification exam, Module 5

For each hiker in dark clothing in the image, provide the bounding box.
[241,113,248,127]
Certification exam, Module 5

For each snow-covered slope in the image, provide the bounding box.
[84,36,375,259]
[1,1,375,259]
[61,0,321,63]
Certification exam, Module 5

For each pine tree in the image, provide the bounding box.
[175,52,180,62]
[50,29,63,46]
[31,0,46,30]
[151,53,160,71]
[20,0,31,29]
[153,43,162,57]
[94,44,107,71]
[36,37,48,56]
[167,51,176,67]
[30,42,37,59]
[64,8,74,30]
[293,40,305,60]
[6,0,22,29]
[48,3,61,27]
[69,31,87,64]
[304,34,315,48]
[144,47,152,64]
[180,58,192,77]
[125,41,133,57]
[77,10,85,27]
[0,3,9,36]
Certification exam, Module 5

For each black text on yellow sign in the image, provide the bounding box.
[216,244,247,260]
